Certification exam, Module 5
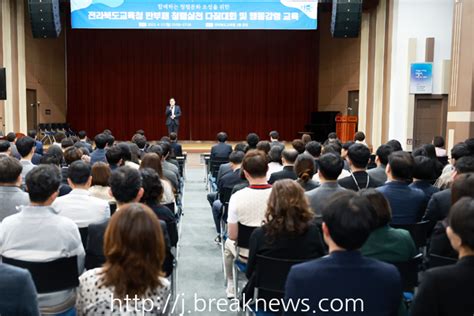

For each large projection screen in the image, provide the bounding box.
[70,0,318,30]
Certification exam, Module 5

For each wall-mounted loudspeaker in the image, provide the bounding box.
[331,0,363,38]
[28,0,62,38]
[0,68,6,101]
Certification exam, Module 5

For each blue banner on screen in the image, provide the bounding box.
[410,63,433,94]
[70,0,318,30]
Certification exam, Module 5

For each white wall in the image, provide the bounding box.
[388,0,453,149]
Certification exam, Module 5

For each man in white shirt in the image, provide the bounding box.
[224,150,272,298]
[53,160,110,227]
[15,136,37,183]
[0,164,84,311]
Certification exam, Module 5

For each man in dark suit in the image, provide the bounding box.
[165,98,181,135]
[338,143,383,191]
[268,149,298,184]
[411,197,474,316]
[210,132,232,160]
[285,191,402,316]
[423,156,474,230]
[90,133,108,165]
[377,151,426,225]
[86,167,172,274]
[269,130,284,149]
[367,144,393,184]
[169,132,183,157]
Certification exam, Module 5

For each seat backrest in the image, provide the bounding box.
[391,221,430,248]
[237,223,257,249]
[388,253,423,292]
[79,227,89,249]
[219,187,234,204]
[2,256,79,293]
[255,255,306,297]
[210,158,229,178]
[428,254,457,269]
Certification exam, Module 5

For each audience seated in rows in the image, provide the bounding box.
[428,172,474,259]
[367,144,392,184]
[360,189,417,262]
[338,143,382,191]
[53,160,110,228]
[88,162,115,202]
[377,151,426,224]
[306,153,346,216]
[410,197,474,316]
[245,180,325,303]
[0,156,29,222]
[294,153,319,191]
[285,191,402,315]
[268,149,298,184]
[76,203,170,314]
[224,150,272,298]
[0,165,85,312]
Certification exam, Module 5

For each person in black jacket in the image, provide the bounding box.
[268,149,298,184]
[411,197,474,316]
[210,132,232,160]
[245,179,325,307]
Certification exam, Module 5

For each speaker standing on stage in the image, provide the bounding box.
[165,98,181,136]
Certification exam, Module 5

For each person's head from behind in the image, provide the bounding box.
[25,165,61,205]
[117,143,132,162]
[106,146,123,166]
[234,143,247,153]
[451,173,474,205]
[347,143,371,170]
[242,150,268,180]
[135,129,145,136]
[91,162,111,187]
[341,141,355,159]
[0,140,11,155]
[109,167,143,205]
[55,132,66,144]
[294,153,315,183]
[140,153,164,178]
[94,133,108,150]
[386,151,414,182]
[41,145,63,166]
[433,136,445,148]
[16,136,36,158]
[61,138,74,150]
[322,191,374,251]
[159,141,171,159]
[412,156,436,181]
[169,132,178,142]
[354,131,366,142]
[292,139,305,154]
[359,189,391,230]
[281,149,298,166]
[78,130,87,140]
[447,197,474,258]
[421,144,437,160]
[265,179,314,238]
[103,203,166,298]
[451,143,472,165]
[140,168,164,205]
[64,147,83,166]
[305,141,322,158]
[0,156,22,186]
[67,160,92,188]
[6,132,16,143]
[27,130,37,140]
[375,144,393,167]
[301,134,312,145]
[256,141,271,154]
[229,151,244,169]
[246,133,260,149]
[269,130,279,141]
[106,134,115,147]
[216,132,228,143]
[318,153,344,181]
[386,139,403,152]
[322,143,342,155]
[132,134,147,150]
[103,129,112,136]
[327,132,337,141]
[454,156,474,179]
[268,146,283,164]
[465,138,474,156]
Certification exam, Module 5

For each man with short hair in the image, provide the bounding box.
[246,133,260,151]
[410,156,440,200]
[27,129,43,156]
[268,149,298,184]
[306,153,346,215]
[305,141,322,171]
[132,134,147,159]
[210,132,232,160]
[160,141,180,177]
[338,143,383,191]
[77,130,93,153]
[0,140,11,156]
[0,156,29,221]
[5,132,20,159]
[269,130,284,149]
[285,191,402,315]
[105,145,123,170]
[53,161,110,227]
[368,144,393,184]
[0,165,85,311]
[377,151,427,224]
[15,136,37,183]
[169,132,183,157]
[90,133,108,165]
[224,150,271,298]
[266,146,284,180]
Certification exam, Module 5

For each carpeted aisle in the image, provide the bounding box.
[175,160,235,315]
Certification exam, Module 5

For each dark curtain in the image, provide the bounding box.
[66,28,319,141]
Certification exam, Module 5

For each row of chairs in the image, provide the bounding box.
[38,123,75,144]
